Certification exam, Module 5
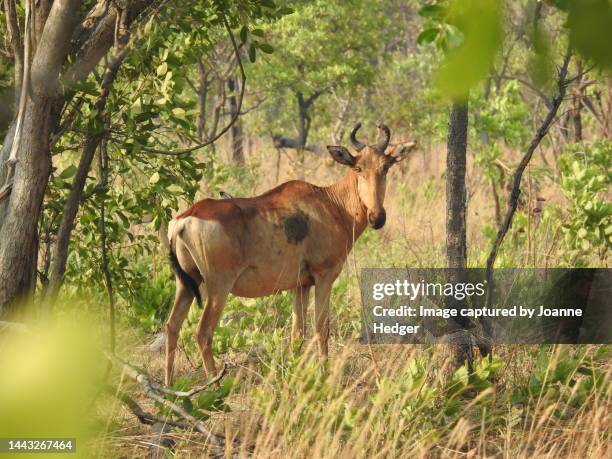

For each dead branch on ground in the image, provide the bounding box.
[103,351,226,447]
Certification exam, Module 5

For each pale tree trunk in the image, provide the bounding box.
[0,0,154,314]
[0,0,81,314]
[0,94,58,311]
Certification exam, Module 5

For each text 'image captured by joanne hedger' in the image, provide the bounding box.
[361,268,611,345]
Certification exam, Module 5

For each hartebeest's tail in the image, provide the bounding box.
[168,221,202,308]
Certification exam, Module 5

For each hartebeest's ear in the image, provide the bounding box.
[388,141,417,164]
[326,145,357,167]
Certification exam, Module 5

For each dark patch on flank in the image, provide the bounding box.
[283,210,309,244]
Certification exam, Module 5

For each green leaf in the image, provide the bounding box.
[181,397,194,413]
[436,0,503,100]
[258,42,274,54]
[567,0,612,69]
[552,0,571,11]
[166,184,183,194]
[149,172,160,184]
[251,28,265,37]
[60,165,78,179]
[418,4,446,19]
[276,6,294,16]
[239,26,248,45]
[248,44,257,63]
[156,62,168,76]
[417,28,440,45]
[195,391,217,410]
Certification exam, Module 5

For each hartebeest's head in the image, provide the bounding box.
[327,123,416,230]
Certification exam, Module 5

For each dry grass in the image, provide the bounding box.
[92,142,609,458]
[96,340,610,458]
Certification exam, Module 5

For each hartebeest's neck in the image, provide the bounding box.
[323,171,368,240]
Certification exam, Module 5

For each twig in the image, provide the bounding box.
[485,47,572,312]
[104,384,196,431]
[499,74,552,109]
[100,137,116,353]
[153,363,227,398]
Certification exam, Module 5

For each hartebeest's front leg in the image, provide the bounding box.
[291,286,311,349]
[314,280,333,358]
[314,268,342,358]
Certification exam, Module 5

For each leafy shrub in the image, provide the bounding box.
[558,140,611,264]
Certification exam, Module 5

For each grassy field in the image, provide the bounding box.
[1,143,608,458]
[86,143,610,458]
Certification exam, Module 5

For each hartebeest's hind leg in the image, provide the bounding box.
[196,273,237,375]
[291,286,311,350]
[165,280,196,386]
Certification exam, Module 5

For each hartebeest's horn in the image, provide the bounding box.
[350,122,366,151]
[375,123,391,153]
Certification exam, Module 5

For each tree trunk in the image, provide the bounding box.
[445,101,472,368]
[572,60,583,142]
[0,0,81,313]
[604,76,612,139]
[296,91,310,148]
[196,61,208,141]
[0,98,56,313]
[446,102,468,272]
[227,77,244,165]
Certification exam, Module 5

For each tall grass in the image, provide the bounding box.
[85,143,611,457]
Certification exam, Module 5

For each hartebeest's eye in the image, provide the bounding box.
[354,166,362,173]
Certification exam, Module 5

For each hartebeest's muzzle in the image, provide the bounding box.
[368,209,386,230]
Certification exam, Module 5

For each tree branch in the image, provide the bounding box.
[45,5,131,303]
[30,0,82,95]
[142,11,246,156]
[271,135,324,155]
[3,0,24,102]
[63,0,159,88]
[499,74,552,109]
[485,47,572,314]
[153,363,226,398]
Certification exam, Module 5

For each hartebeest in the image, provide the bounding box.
[165,123,416,384]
